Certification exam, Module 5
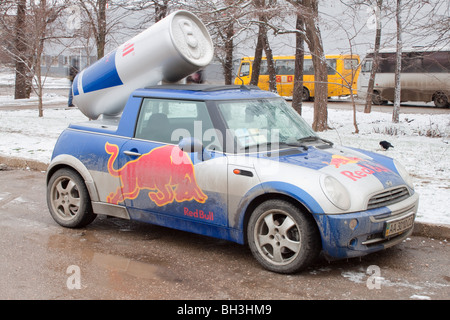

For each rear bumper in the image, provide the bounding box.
[314,192,419,260]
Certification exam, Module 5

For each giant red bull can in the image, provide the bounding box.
[73,10,214,120]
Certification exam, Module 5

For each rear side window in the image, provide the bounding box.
[135,98,221,150]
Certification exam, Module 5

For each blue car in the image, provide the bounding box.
[46,85,418,273]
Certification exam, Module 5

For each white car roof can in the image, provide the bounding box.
[73,10,214,120]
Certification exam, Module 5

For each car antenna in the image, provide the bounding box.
[236,75,249,90]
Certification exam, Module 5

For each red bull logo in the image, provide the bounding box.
[105,142,208,206]
[323,155,365,168]
[323,154,390,181]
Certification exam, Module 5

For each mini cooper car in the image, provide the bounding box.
[47,85,419,273]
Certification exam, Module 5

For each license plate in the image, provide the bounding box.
[384,214,415,237]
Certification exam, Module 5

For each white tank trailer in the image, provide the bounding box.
[72,10,214,120]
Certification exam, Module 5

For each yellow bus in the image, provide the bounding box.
[234,55,360,100]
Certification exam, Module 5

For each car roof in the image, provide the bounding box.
[132,84,280,100]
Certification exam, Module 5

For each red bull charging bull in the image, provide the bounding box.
[105,142,207,206]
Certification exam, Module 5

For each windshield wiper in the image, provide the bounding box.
[298,135,319,142]
[298,136,333,147]
[243,142,274,151]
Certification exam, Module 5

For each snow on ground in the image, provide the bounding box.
[0,69,71,89]
[0,70,70,106]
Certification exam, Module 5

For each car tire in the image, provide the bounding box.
[302,87,310,101]
[372,91,386,105]
[47,168,96,228]
[433,92,449,108]
[247,200,321,274]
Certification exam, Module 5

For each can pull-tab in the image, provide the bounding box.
[179,19,200,59]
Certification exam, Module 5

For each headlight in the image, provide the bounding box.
[320,175,351,211]
[394,160,414,189]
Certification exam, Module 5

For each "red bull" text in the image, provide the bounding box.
[184,207,214,221]
[341,163,390,181]
[105,142,208,206]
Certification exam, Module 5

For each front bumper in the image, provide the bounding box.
[313,192,419,260]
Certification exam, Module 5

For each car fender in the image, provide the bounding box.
[236,181,324,233]
[47,154,99,202]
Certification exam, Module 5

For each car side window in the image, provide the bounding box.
[135,98,222,151]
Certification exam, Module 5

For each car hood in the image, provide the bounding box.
[246,145,409,213]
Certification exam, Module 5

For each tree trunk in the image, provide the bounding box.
[96,0,107,59]
[311,52,328,131]
[223,22,234,85]
[250,27,264,86]
[303,0,328,132]
[35,0,48,117]
[364,0,383,113]
[262,30,277,93]
[154,0,169,22]
[250,0,277,93]
[14,0,32,100]
[292,10,304,115]
[392,0,402,123]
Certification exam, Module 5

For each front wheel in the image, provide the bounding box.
[247,200,321,274]
[47,168,96,228]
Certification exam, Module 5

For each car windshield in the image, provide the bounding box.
[216,98,318,152]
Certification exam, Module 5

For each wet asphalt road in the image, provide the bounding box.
[0,168,449,300]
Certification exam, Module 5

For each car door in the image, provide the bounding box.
[110,97,228,227]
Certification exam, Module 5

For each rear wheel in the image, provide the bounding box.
[247,200,321,274]
[47,168,96,228]
[433,92,449,108]
[372,91,387,105]
[302,87,310,101]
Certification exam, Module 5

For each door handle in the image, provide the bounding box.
[123,150,142,157]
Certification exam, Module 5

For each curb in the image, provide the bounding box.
[412,222,450,241]
[1,156,449,241]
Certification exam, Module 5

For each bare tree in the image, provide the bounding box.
[364,0,383,113]
[188,0,251,85]
[13,0,33,99]
[250,0,278,93]
[392,0,402,123]
[3,0,35,100]
[76,0,108,59]
[28,0,67,117]
[303,0,328,131]
[73,0,132,60]
[289,0,305,115]
[252,0,328,130]
[1,0,68,115]
[250,7,265,86]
